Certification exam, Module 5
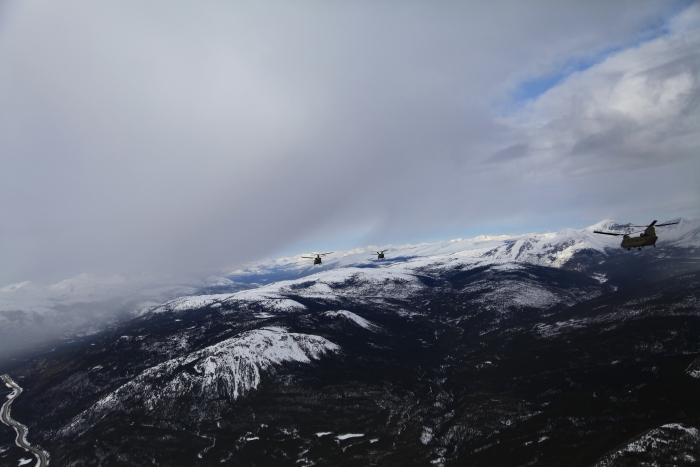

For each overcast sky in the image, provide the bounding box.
[1,0,699,286]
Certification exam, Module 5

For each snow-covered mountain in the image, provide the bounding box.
[3,218,700,466]
[61,327,340,437]
[150,260,601,323]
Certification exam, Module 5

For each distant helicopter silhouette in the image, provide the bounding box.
[373,250,387,260]
[594,220,679,250]
[301,252,333,266]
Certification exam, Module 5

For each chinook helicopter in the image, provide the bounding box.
[301,252,333,266]
[593,220,679,250]
[373,250,388,260]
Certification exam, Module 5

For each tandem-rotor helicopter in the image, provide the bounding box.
[593,220,679,250]
[301,252,333,266]
[373,250,388,260]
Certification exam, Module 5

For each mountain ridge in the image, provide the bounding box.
[226,217,700,282]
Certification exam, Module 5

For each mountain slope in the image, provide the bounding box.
[4,256,700,465]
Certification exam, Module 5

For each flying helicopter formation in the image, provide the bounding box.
[300,249,390,266]
[593,220,679,250]
[300,219,678,265]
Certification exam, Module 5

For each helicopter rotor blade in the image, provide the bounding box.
[655,222,679,227]
[593,230,624,236]
[319,252,333,256]
[630,220,658,228]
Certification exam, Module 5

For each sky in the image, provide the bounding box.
[1,0,699,286]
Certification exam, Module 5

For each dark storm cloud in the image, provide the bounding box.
[571,125,630,155]
[1,0,698,285]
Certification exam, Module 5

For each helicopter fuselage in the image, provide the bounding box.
[620,225,658,249]
[620,234,657,249]
[377,253,384,259]
[314,257,322,265]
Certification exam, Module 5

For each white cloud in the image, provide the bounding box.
[502,4,700,175]
[0,0,698,286]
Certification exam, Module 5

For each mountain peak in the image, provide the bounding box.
[585,219,626,232]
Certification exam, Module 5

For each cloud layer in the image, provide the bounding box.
[1,0,698,285]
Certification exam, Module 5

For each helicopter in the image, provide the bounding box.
[301,252,333,266]
[373,250,388,260]
[593,220,679,250]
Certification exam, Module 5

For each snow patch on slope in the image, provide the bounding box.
[324,310,381,331]
[686,359,700,379]
[462,279,563,311]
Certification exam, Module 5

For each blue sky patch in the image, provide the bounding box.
[508,4,686,107]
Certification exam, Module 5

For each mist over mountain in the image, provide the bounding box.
[2,218,700,466]
[0,273,252,365]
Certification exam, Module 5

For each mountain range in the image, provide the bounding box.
[1,218,699,466]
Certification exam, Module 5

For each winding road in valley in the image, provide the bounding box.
[1,374,50,466]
